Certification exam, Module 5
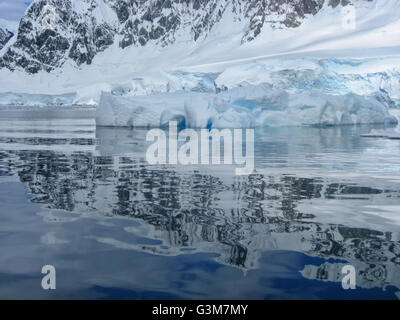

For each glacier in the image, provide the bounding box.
[1,55,398,128]
[96,56,400,128]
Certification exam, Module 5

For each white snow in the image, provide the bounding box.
[0,0,399,93]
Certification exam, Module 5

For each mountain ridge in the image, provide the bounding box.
[0,27,13,51]
[0,0,367,74]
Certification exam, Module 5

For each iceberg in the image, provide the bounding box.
[96,84,398,128]
[96,91,190,128]
[361,128,400,140]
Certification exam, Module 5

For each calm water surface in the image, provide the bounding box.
[0,107,399,299]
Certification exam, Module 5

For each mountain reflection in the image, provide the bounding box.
[0,122,399,295]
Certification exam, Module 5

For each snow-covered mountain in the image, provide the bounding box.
[0,0,387,74]
[0,0,399,128]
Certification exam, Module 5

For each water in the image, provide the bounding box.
[0,107,399,300]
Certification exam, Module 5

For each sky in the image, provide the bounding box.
[0,0,31,21]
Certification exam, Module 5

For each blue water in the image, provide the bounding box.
[0,109,399,299]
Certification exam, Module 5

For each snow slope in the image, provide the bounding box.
[0,0,399,94]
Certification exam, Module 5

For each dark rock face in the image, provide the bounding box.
[0,27,13,50]
[0,0,117,72]
[0,0,364,74]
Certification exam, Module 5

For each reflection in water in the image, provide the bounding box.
[0,115,400,299]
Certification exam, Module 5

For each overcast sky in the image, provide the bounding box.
[0,0,31,21]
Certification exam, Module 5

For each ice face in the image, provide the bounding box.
[0,92,76,107]
[97,85,398,128]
